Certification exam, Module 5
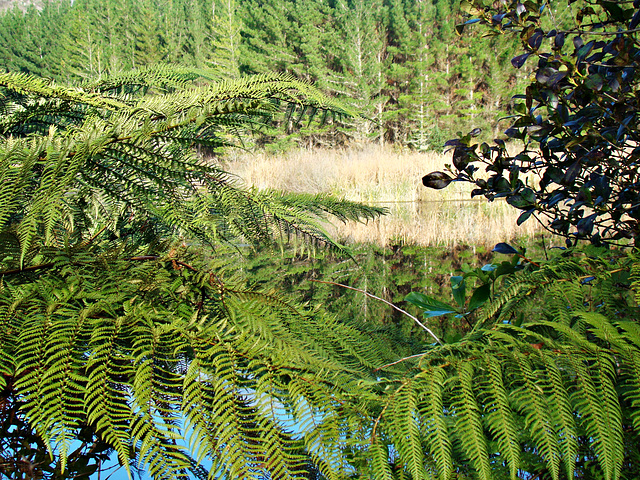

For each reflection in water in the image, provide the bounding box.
[329,198,541,247]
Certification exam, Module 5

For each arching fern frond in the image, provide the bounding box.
[0,67,383,266]
[369,250,640,480]
[1,249,382,479]
[0,67,385,479]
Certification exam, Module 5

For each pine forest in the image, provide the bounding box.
[0,0,533,147]
[1,0,640,479]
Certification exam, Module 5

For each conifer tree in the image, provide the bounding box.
[62,4,104,79]
[123,0,164,68]
[155,0,192,64]
[0,0,527,145]
[240,0,299,75]
[333,0,387,142]
[211,0,242,78]
[404,0,438,150]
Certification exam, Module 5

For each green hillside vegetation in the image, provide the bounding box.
[0,0,532,147]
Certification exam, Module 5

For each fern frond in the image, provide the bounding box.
[478,353,520,480]
[453,361,491,480]
[540,351,579,480]
[388,380,429,480]
[416,366,453,480]
[369,440,396,480]
[565,335,623,480]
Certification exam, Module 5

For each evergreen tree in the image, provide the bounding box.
[211,0,242,78]
[156,0,193,64]
[404,0,438,150]
[240,0,298,75]
[62,1,105,79]
[332,0,387,142]
[382,0,414,143]
[0,4,69,77]
[123,0,164,68]
[0,0,527,145]
[183,0,216,67]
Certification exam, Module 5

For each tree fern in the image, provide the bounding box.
[373,249,640,479]
[0,66,385,479]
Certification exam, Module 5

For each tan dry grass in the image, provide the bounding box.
[220,144,542,247]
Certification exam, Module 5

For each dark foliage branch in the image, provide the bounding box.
[422,0,640,246]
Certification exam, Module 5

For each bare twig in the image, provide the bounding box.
[573,26,640,36]
[309,279,443,346]
[374,352,429,371]
[0,262,55,276]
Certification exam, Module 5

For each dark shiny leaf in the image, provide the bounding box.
[577,213,597,235]
[609,77,620,94]
[405,292,456,317]
[504,127,521,138]
[577,41,594,61]
[548,192,566,206]
[453,147,470,171]
[554,31,565,49]
[507,193,532,209]
[492,243,520,255]
[511,53,530,69]
[451,276,466,308]
[492,13,506,24]
[521,188,536,204]
[602,1,625,21]
[585,73,603,91]
[468,284,491,311]
[528,29,544,50]
[517,209,535,225]
[562,162,581,185]
[630,9,640,29]
[422,171,453,189]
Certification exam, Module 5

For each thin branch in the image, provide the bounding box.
[0,262,55,276]
[78,224,109,248]
[374,352,429,371]
[572,26,640,35]
[309,279,443,345]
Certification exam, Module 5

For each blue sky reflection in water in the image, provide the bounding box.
[99,392,330,479]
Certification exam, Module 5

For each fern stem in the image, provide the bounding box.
[0,262,56,276]
[371,381,408,442]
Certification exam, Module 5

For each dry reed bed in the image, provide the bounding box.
[220,144,542,247]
